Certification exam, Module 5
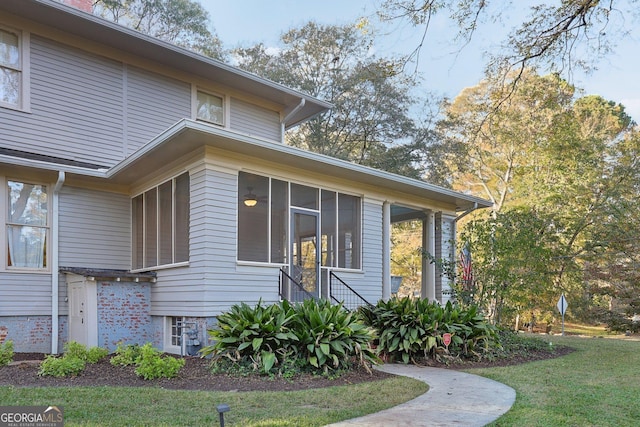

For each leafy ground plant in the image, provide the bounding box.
[110,343,142,367]
[38,355,86,377]
[359,297,498,363]
[134,343,185,380]
[201,299,298,374]
[39,341,108,377]
[0,341,13,367]
[290,299,378,374]
[202,299,378,376]
[109,342,184,379]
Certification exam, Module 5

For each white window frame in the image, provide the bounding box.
[0,25,30,112]
[236,172,364,272]
[164,316,184,355]
[192,86,225,126]
[131,172,190,272]
[3,177,50,272]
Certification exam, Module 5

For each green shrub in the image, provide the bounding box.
[86,346,109,363]
[358,297,498,363]
[290,299,378,373]
[63,341,108,364]
[0,340,14,367]
[38,341,107,377]
[201,299,298,374]
[134,343,185,380]
[110,343,142,367]
[604,311,640,333]
[39,355,86,377]
[63,341,88,360]
[201,299,379,376]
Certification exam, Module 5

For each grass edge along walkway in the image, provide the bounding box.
[469,335,640,427]
[0,374,427,426]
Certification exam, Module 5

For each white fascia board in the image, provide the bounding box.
[107,119,492,210]
[0,154,108,177]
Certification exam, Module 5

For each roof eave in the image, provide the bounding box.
[108,120,493,212]
[1,0,332,127]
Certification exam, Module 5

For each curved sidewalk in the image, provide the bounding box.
[327,364,516,427]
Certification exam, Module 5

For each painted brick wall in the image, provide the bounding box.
[97,281,152,351]
[0,316,52,353]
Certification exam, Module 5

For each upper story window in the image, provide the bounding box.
[196,90,223,125]
[132,172,190,270]
[6,180,48,270]
[0,27,28,111]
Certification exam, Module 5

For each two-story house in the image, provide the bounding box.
[0,0,491,354]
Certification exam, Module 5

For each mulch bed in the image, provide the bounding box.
[2,354,392,391]
[0,346,573,392]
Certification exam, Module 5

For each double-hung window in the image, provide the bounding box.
[6,180,48,269]
[0,27,27,110]
[195,90,224,125]
[132,173,190,270]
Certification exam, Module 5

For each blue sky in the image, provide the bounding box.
[203,0,640,122]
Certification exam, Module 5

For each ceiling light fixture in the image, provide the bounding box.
[243,187,258,207]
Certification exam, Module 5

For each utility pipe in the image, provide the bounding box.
[51,171,65,354]
[280,98,305,140]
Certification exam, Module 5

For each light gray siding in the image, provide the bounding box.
[151,166,281,317]
[124,66,191,156]
[0,36,193,166]
[151,167,214,316]
[58,186,131,269]
[4,36,126,165]
[0,273,51,316]
[230,97,281,142]
[199,167,281,312]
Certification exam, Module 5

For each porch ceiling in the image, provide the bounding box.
[107,120,492,212]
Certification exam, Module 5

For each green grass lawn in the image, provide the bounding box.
[3,333,639,426]
[470,335,640,427]
[0,375,426,426]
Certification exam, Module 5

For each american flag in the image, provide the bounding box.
[459,243,473,289]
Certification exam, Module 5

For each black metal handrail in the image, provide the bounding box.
[329,271,373,311]
[279,268,316,302]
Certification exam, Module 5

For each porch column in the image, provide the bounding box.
[382,201,391,301]
[421,211,436,301]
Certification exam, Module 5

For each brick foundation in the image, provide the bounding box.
[97,280,152,351]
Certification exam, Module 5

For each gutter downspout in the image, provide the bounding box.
[52,171,65,354]
[280,98,306,141]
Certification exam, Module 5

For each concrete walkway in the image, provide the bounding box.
[327,364,516,427]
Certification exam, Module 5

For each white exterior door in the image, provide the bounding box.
[67,276,98,347]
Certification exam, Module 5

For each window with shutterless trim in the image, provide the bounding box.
[6,180,48,270]
[0,26,29,111]
[195,89,224,125]
[132,172,189,270]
